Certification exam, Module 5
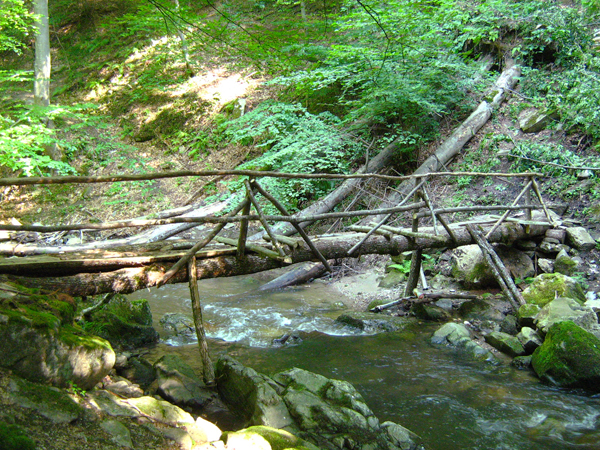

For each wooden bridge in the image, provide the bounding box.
[0,170,559,302]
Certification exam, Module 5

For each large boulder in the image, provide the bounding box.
[0,283,115,390]
[154,354,216,412]
[216,358,423,450]
[215,356,294,429]
[532,321,600,390]
[87,295,159,350]
[521,273,586,307]
[224,426,319,450]
[451,244,534,288]
[534,297,600,337]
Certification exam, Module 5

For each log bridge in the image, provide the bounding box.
[0,171,558,299]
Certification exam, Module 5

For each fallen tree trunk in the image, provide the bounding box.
[0,221,546,296]
[257,262,327,291]
[364,62,522,225]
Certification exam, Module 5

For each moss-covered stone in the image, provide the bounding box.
[87,295,158,350]
[517,303,541,328]
[522,273,586,307]
[0,282,76,329]
[531,321,600,391]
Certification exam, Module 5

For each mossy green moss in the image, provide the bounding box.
[522,273,586,307]
[0,421,36,450]
[532,321,600,390]
[0,283,76,329]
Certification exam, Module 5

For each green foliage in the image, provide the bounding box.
[224,101,360,211]
[0,0,37,54]
[510,141,600,176]
[0,421,36,450]
[522,57,600,141]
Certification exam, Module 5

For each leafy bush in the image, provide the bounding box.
[223,101,360,212]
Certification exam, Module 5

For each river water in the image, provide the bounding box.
[128,272,600,450]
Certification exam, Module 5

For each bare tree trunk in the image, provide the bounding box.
[0,221,548,296]
[363,63,521,224]
[34,0,60,163]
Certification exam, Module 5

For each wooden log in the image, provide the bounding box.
[188,256,215,385]
[370,292,479,312]
[365,63,522,225]
[156,199,249,287]
[257,262,327,291]
[0,222,547,297]
[215,236,282,260]
[466,224,525,309]
[251,179,332,272]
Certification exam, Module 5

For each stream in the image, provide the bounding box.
[128,271,600,450]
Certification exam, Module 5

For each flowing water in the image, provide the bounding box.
[129,272,600,450]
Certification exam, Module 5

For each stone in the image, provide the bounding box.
[381,421,421,450]
[117,356,156,389]
[100,419,133,448]
[432,323,496,362]
[229,426,319,450]
[517,303,541,328]
[126,396,196,425]
[521,273,587,307]
[410,303,451,322]
[216,358,422,450]
[517,327,543,354]
[512,355,532,370]
[518,108,558,133]
[154,355,215,412]
[335,312,415,333]
[189,417,222,445]
[0,283,115,390]
[484,331,526,357]
[458,298,505,322]
[431,323,471,346]
[162,427,193,450]
[451,244,533,288]
[88,296,159,350]
[554,249,579,276]
[104,379,144,398]
[545,229,566,243]
[215,356,293,429]
[7,376,84,424]
[500,315,519,335]
[539,240,564,254]
[516,240,538,251]
[0,319,115,390]
[379,270,407,288]
[532,321,600,390]
[566,227,596,251]
[537,258,554,274]
[224,430,271,450]
[534,297,600,337]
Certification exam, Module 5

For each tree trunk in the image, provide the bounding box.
[34,0,50,108]
[363,63,521,225]
[34,0,61,163]
[0,221,547,296]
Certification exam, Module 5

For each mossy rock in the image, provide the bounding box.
[88,296,159,350]
[0,421,36,450]
[0,282,76,329]
[229,426,318,450]
[522,273,586,307]
[532,321,600,390]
